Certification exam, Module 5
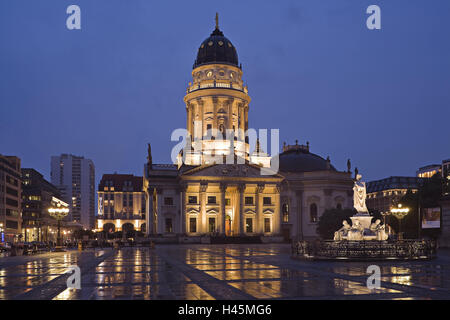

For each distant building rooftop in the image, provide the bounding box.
[367,176,423,193]
[417,164,442,178]
[98,174,142,192]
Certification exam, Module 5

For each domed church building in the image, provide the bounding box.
[143,15,353,242]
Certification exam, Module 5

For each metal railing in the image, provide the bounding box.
[292,239,437,260]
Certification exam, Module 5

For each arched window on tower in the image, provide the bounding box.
[336,203,343,210]
[310,203,318,223]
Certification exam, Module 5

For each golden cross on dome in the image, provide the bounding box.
[215,12,219,29]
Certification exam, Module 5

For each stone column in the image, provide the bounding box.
[212,97,218,132]
[274,184,281,234]
[199,99,204,138]
[238,184,245,235]
[146,189,152,236]
[256,184,265,234]
[180,184,187,234]
[239,103,245,141]
[156,189,163,234]
[186,103,191,135]
[227,99,234,130]
[296,190,303,241]
[200,182,208,234]
[220,183,227,235]
[244,104,249,132]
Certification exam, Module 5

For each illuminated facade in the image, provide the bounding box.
[21,168,73,242]
[366,176,422,214]
[417,164,441,178]
[179,15,270,167]
[144,16,354,241]
[96,174,146,234]
[0,155,22,242]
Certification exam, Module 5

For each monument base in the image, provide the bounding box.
[292,239,437,261]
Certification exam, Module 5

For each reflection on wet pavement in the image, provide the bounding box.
[1,244,450,299]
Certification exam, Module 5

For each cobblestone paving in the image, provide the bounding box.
[1,244,450,300]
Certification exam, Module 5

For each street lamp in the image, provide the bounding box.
[391,204,410,240]
[48,197,69,252]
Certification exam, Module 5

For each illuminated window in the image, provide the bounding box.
[188,196,197,204]
[207,196,216,204]
[208,217,216,233]
[264,218,271,233]
[189,218,197,233]
[282,203,289,222]
[246,218,253,233]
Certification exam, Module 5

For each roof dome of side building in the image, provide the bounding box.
[278,142,336,173]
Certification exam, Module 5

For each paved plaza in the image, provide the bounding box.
[1,244,450,300]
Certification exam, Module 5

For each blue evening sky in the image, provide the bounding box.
[1,0,449,185]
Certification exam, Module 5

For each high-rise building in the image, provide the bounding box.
[0,154,22,242]
[50,154,95,229]
[96,174,146,234]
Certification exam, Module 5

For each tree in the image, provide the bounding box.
[73,228,95,240]
[316,208,355,240]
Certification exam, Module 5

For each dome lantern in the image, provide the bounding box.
[193,14,239,69]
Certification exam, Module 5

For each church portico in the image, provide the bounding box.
[179,166,282,237]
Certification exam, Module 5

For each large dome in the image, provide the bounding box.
[193,27,239,69]
[279,148,336,173]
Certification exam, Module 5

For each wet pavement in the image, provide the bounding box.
[1,244,450,300]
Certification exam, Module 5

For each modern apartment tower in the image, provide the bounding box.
[50,154,95,229]
[0,154,22,242]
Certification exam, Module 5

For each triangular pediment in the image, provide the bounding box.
[181,163,282,178]
[186,208,200,215]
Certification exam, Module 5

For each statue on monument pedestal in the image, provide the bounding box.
[353,174,369,214]
[334,220,351,240]
[370,219,388,240]
[347,220,364,240]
